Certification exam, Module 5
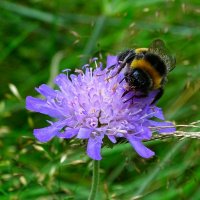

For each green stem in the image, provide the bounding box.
[88,160,100,200]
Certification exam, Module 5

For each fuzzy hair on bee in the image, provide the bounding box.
[107,39,176,104]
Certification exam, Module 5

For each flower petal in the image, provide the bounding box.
[149,121,176,133]
[152,107,165,120]
[26,96,63,118]
[87,134,104,160]
[54,73,69,89]
[35,84,57,98]
[77,128,92,139]
[34,126,59,142]
[57,128,79,138]
[33,120,68,142]
[107,135,117,143]
[139,126,152,140]
[127,135,155,158]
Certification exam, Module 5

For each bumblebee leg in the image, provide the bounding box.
[106,51,136,80]
[124,50,136,63]
[123,95,135,103]
[106,62,127,80]
[105,53,131,76]
[121,89,131,97]
[133,94,148,98]
[123,93,147,103]
[96,63,117,76]
[105,49,135,76]
[118,49,135,63]
[107,63,117,71]
[119,77,125,84]
[122,90,149,104]
[151,88,164,105]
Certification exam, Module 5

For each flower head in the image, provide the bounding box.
[26,56,175,160]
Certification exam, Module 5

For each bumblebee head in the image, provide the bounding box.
[125,68,153,91]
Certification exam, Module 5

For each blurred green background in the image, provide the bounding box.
[0,0,200,199]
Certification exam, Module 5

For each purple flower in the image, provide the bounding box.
[26,56,175,160]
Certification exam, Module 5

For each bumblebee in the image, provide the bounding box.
[108,39,176,104]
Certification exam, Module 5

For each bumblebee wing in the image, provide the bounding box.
[169,55,176,72]
[149,39,176,72]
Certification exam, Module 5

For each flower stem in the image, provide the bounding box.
[88,160,100,200]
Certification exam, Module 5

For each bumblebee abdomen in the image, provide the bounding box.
[144,53,167,76]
